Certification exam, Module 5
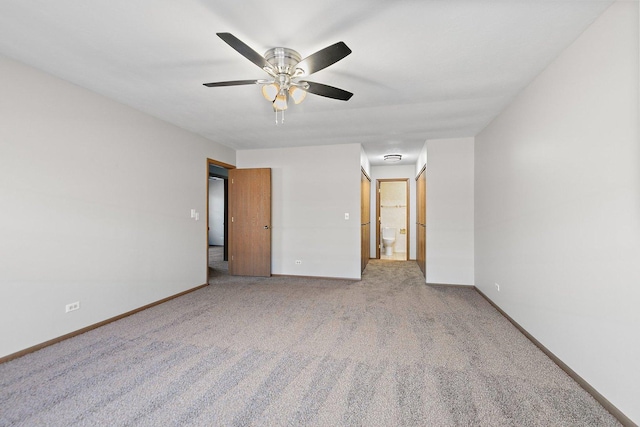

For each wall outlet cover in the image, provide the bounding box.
[65,301,80,313]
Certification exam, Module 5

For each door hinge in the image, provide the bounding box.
[231,178,234,184]
[231,216,234,223]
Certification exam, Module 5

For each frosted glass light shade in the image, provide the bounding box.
[289,86,307,104]
[261,83,279,101]
[383,154,402,162]
[273,93,288,111]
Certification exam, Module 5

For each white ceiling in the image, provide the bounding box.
[0,0,613,165]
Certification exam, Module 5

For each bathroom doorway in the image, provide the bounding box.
[376,179,409,260]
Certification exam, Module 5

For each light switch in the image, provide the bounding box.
[344,213,349,220]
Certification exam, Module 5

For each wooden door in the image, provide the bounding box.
[228,168,271,277]
[361,169,371,272]
[416,167,426,277]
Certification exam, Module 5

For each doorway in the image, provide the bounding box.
[376,179,409,260]
[207,159,234,281]
[206,159,272,280]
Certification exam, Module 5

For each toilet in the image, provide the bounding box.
[382,227,396,256]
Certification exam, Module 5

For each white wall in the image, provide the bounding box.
[208,179,224,246]
[360,146,371,177]
[0,55,235,358]
[475,1,639,423]
[426,138,475,285]
[369,165,417,260]
[416,142,428,178]
[237,144,362,279]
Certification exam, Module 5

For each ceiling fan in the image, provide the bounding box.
[203,33,353,119]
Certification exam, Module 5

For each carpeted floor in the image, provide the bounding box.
[0,259,620,426]
[209,245,228,279]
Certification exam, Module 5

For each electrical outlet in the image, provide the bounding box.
[495,283,500,292]
[65,301,80,313]
[295,260,302,265]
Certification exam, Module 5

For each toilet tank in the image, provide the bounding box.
[382,227,396,239]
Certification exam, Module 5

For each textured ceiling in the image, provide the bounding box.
[0,0,613,165]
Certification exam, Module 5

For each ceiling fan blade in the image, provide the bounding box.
[203,80,260,87]
[295,42,352,76]
[302,81,353,101]
[216,33,274,74]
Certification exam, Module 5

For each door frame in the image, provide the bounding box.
[416,165,427,277]
[375,178,410,259]
[361,168,371,272]
[206,158,235,283]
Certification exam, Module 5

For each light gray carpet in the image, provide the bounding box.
[209,245,228,279]
[0,260,620,426]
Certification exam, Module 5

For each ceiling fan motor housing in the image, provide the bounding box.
[264,47,301,76]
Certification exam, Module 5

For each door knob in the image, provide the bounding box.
[264,225,269,229]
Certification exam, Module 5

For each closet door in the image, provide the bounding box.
[361,169,371,272]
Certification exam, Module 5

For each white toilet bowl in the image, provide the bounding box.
[382,227,396,256]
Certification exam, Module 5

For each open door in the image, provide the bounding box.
[228,168,271,277]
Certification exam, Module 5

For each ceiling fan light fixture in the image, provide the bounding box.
[384,154,402,162]
[205,33,353,123]
[289,86,307,105]
[262,83,279,101]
